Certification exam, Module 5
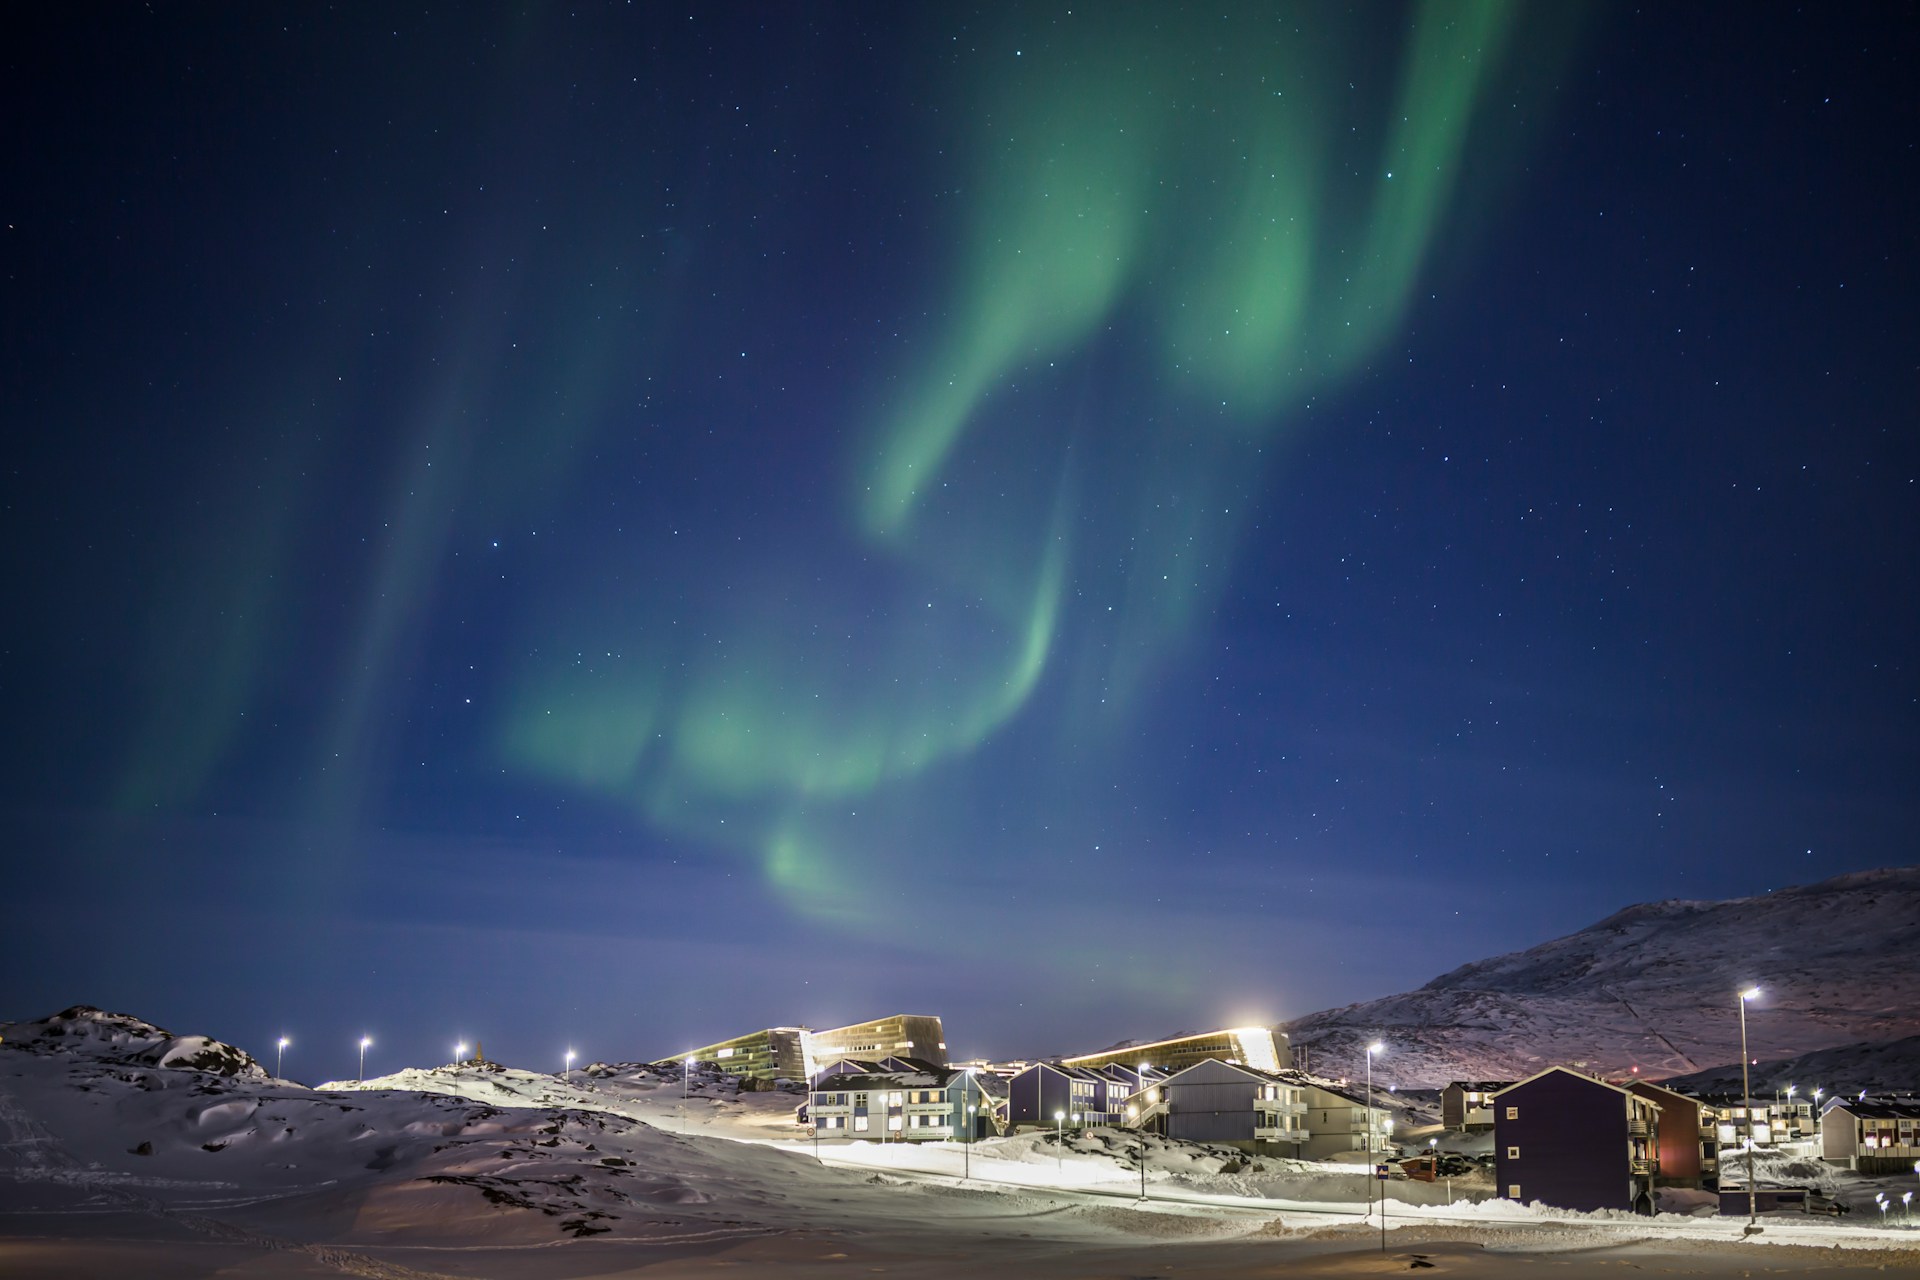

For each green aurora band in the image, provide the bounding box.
[498,1,1577,963]
[106,3,1583,981]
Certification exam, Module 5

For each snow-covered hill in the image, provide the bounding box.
[1283,867,1920,1087]
[2,1005,266,1077]
[1658,1034,1920,1098]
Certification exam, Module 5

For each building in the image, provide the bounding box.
[1694,1091,1815,1148]
[1296,1076,1393,1161]
[1442,1081,1511,1132]
[1007,1062,1138,1130]
[810,1063,999,1142]
[1626,1080,1720,1188]
[1063,1027,1289,1075]
[1820,1097,1920,1173]
[1493,1067,1661,1214]
[1125,1059,1309,1156]
[669,1013,947,1082]
[806,1015,949,1071]
[670,1027,812,1081]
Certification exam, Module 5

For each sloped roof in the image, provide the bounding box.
[1824,1098,1920,1120]
[814,1067,960,1091]
[1161,1057,1296,1089]
[1493,1065,1661,1110]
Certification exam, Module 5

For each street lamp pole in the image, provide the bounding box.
[1366,1042,1384,1226]
[962,1069,974,1181]
[1738,987,1760,1229]
[1055,1110,1065,1171]
[1139,1062,1151,1202]
[564,1048,576,1076]
[358,1035,372,1083]
[276,1036,289,1079]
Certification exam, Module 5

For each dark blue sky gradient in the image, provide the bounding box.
[4,4,1915,1084]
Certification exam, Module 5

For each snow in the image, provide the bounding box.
[6,1008,1920,1276]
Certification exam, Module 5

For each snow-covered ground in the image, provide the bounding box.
[4,1008,1918,1277]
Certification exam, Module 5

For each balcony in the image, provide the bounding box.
[1630,1158,1658,1176]
[1627,1119,1651,1139]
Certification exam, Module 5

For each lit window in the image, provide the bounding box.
[1508,1184,1521,1199]
[1505,1107,1518,1120]
[854,1117,869,1133]
[1507,1146,1520,1160]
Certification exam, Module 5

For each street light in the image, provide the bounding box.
[275,1036,290,1079]
[1138,1062,1152,1202]
[962,1068,976,1181]
[1366,1042,1384,1225]
[1055,1110,1066,1170]
[358,1035,373,1083]
[563,1048,576,1076]
[1738,987,1760,1230]
[684,1057,695,1098]
[1903,1190,1913,1225]
[455,1041,468,1065]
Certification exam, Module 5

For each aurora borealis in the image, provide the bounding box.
[6,3,1916,1081]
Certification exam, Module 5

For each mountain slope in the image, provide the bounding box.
[1283,867,1920,1087]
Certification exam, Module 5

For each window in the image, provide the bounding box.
[887,1116,903,1131]
[854,1117,869,1133]
[1505,1107,1518,1120]
[1508,1184,1522,1199]
[888,1092,904,1106]
[1507,1146,1520,1160]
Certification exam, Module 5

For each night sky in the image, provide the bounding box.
[5,3,1916,1084]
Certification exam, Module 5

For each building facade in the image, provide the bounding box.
[1820,1098,1920,1173]
[1493,1067,1661,1214]
[1007,1063,1139,1130]
[671,1013,947,1082]
[1627,1080,1720,1188]
[1442,1081,1511,1132]
[810,1063,997,1141]
[1126,1059,1310,1156]
[1296,1077,1393,1161]
[1063,1027,1289,1075]
[806,1015,949,1072]
[670,1027,812,1081]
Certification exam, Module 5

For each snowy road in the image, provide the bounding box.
[755,1133,1920,1252]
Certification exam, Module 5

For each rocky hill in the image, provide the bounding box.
[1283,868,1920,1087]
[0,1005,265,1077]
